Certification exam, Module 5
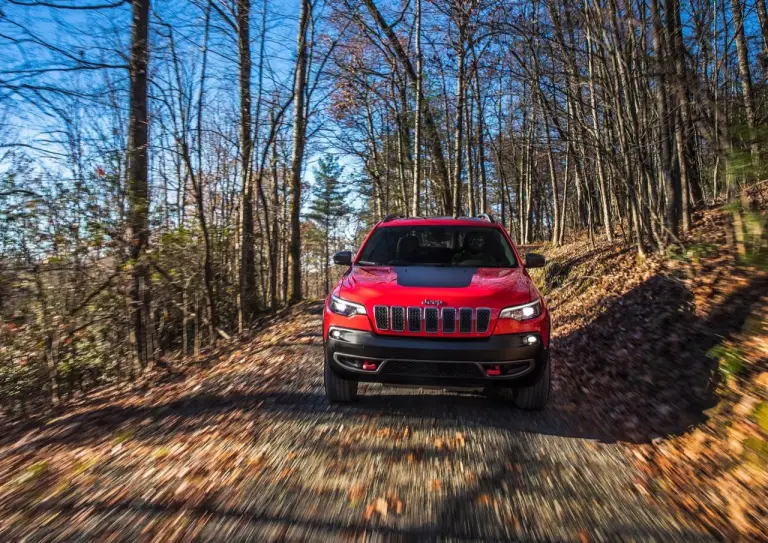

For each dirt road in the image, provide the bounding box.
[0,303,714,541]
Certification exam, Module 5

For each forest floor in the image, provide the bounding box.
[0,208,765,542]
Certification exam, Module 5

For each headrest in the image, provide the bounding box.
[397,235,419,256]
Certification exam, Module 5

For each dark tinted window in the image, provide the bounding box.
[357,226,517,267]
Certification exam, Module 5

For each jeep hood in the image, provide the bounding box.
[337,265,536,310]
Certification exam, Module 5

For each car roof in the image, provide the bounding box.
[377,217,500,228]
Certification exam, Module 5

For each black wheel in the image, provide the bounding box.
[324,356,358,402]
[483,354,551,410]
[513,354,551,410]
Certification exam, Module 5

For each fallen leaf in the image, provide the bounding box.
[363,502,375,521]
[394,498,404,515]
[348,482,366,505]
[477,493,493,506]
[374,497,388,517]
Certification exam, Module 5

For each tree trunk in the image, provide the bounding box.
[237,0,257,330]
[324,216,330,294]
[471,51,488,213]
[729,0,759,161]
[288,0,311,304]
[466,92,475,217]
[651,0,678,241]
[127,0,151,370]
[411,0,422,216]
[586,26,613,242]
[396,72,411,213]
[541,97,560,246]
[451,11,466,218]
[269,109,280,311]
[755,0,768,62]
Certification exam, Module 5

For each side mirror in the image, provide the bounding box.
[525,253,545,268]
[333,250,352,266]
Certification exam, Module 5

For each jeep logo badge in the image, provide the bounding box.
[422,299,444,306]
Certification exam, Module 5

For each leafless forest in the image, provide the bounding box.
[1,0,765,410]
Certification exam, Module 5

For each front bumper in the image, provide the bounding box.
[325,327,549,388]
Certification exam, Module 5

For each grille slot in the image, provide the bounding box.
[407,307,421,332]
[442,308,456,333]
[391,307,405,331]
[374,306,388,330]
[380,360,482,378]
[459,308,473,333]
[476,309,491,333]
[424,307,439,332]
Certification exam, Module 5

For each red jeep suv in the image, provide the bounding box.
[322,214,551,409]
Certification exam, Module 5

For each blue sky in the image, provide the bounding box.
[0,0,364,219]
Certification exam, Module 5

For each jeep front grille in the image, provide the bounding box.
[372,305,492,334]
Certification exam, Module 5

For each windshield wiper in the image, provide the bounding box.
[356,260,384,266]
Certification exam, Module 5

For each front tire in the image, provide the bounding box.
[484,354,551,410]
[324,356,358,402]
[513,354,551,410]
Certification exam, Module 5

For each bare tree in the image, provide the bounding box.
[127,0,151,371]
[288,0,310,304]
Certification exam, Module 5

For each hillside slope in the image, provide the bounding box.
[533,206,767,539]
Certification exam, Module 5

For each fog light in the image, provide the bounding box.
[525,335,538,345]
[331,330,341,339]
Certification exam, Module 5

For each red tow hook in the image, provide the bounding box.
[362,361,378,371]
[486,365,501,376]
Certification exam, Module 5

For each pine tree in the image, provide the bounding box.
[306,155,350,294]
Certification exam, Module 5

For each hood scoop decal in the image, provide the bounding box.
[394,267,477,288]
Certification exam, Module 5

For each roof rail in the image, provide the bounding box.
[382,214,427,222]
[476,213,495,223]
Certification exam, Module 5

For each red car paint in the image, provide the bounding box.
[323,217,549,345]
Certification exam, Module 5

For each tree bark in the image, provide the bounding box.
[729,0,759,160]
[411,0,422,216]
[237,0,257,329]
[540,94,560,246]
[269,109,279,311]
[127,0,151,370]
[452,24,466,218]
[651,0,678,241]
[585,26,613,241]
[288,0,311,304]
[471,49,488,213]
[755,0,768,60]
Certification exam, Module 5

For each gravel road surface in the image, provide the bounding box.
[0,305,714,542]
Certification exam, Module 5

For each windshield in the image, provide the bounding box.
[356,226,518,268]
